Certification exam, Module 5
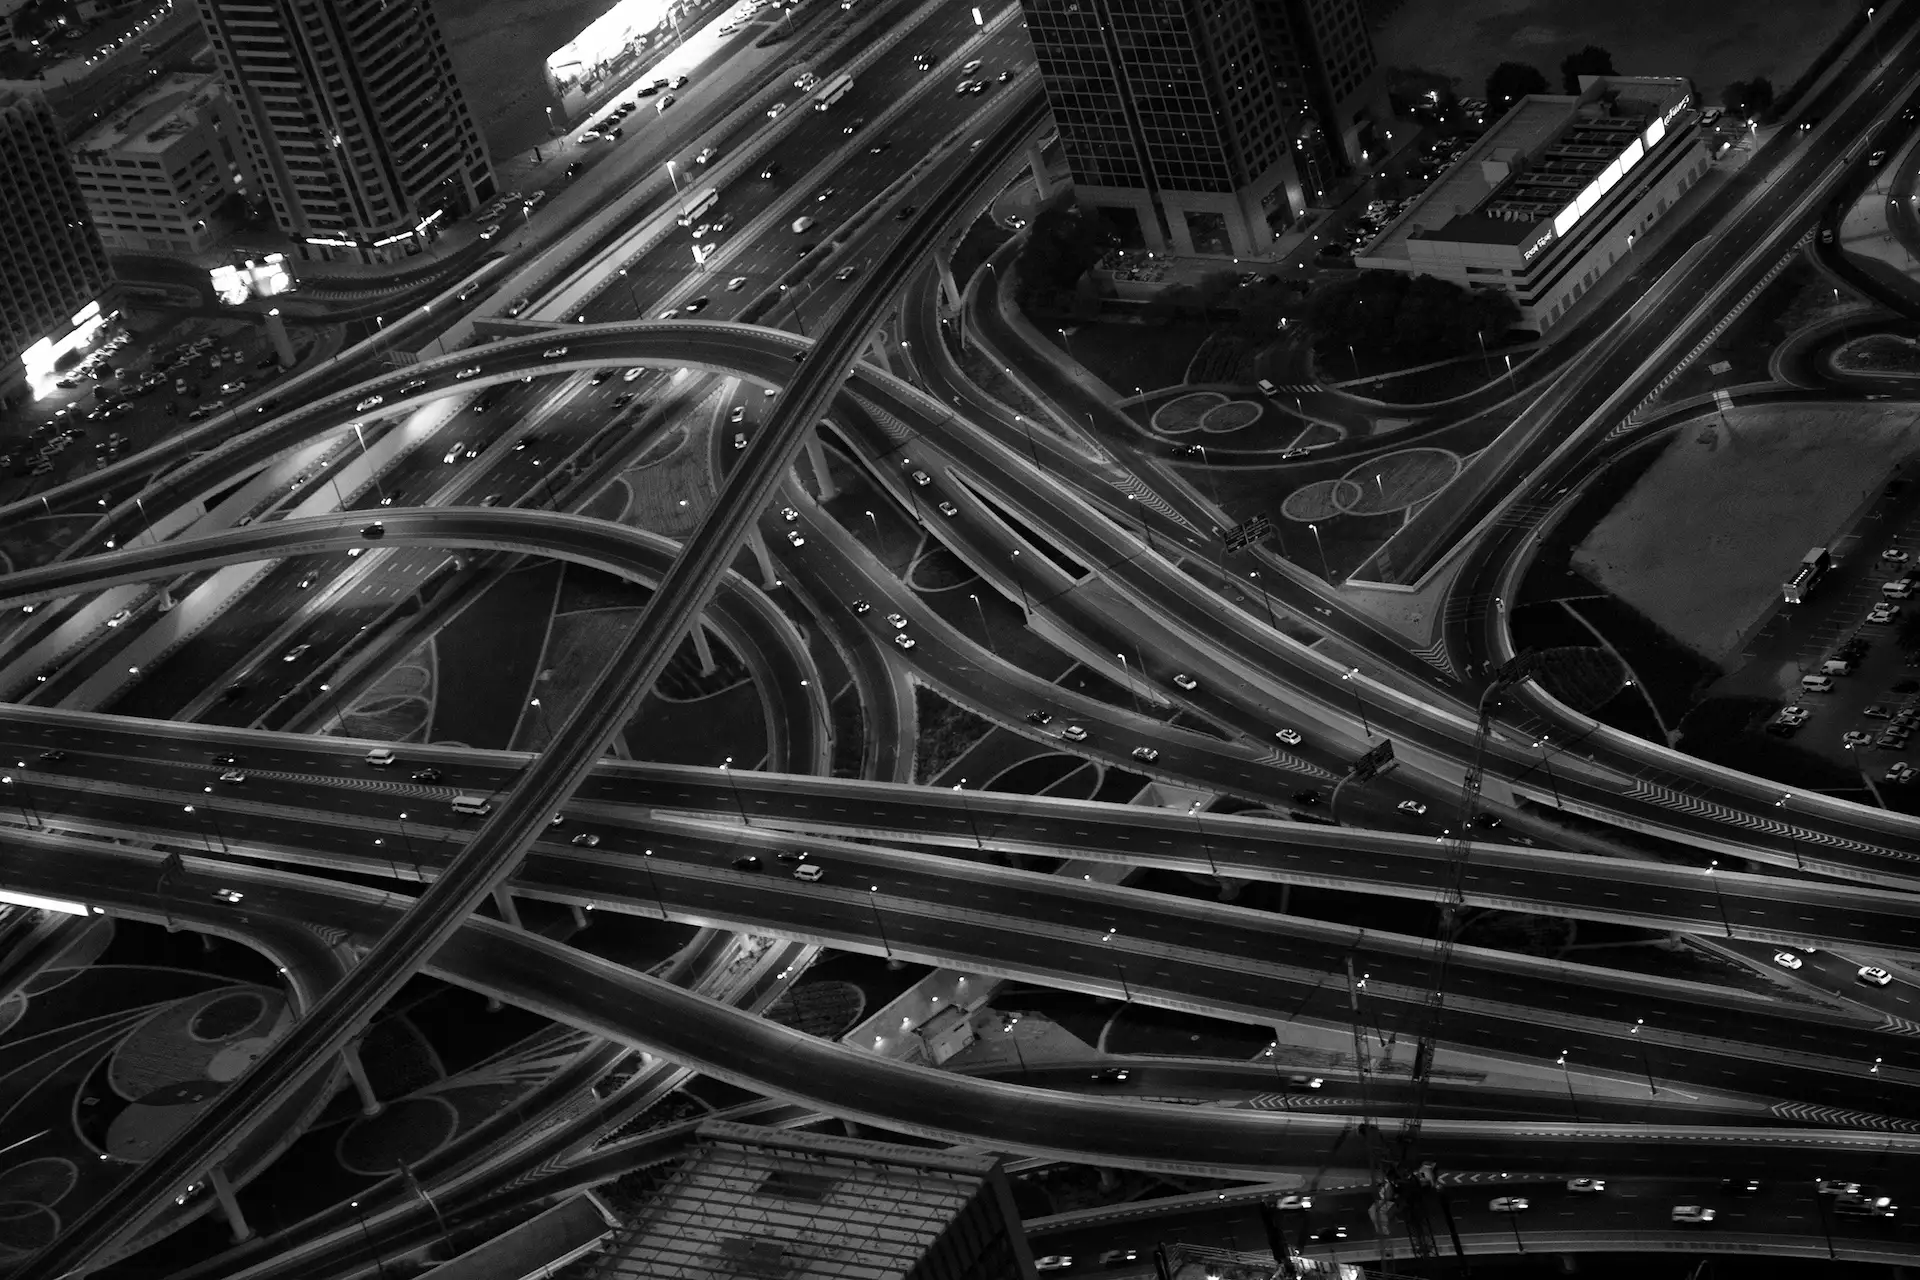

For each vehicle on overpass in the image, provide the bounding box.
[814,72,853,110]
[676,189,719,227]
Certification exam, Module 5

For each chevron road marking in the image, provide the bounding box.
[1769,1101,1920,1133]
[1625,779,1912,860]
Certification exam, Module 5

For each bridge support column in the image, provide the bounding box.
[340,1038,382,1117]
[263,307,296,368]
[865,331,892,374]
[937,256,962,312]
[1027,143,1053,199]
[690,617,717,676]
[804,429,837,500]
[746,528,780,589]
[571,904,589,930]
[493,885,522,929]
[209,1166,252,1242]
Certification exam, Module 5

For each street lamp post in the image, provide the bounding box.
[1342,667,1373,738]
[1248,570,1275,628]
[182,805,216,856]
[1777,794,1804,870]
[1705,860,1733,937]
[2,774,41,830]
[1191,443,1223,510]
[719,756,746,823]
[951,779,984,849]
[352,422,385,504]
[372,836,400,880]
[1306,522,1333,583]
[349,1201,392,1280]
[640,848,666,919]
[1555,1051,1581,1122]
[1190,799,1217,874]
[967,593,995,656]
[1531,736,1563,806]
[1115,652,1142,715]
[1630,1018,1657,1096]
[618,267,640,315]
[867,886,900,966]
[396,812,423,882]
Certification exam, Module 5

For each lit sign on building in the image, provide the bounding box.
[1522,227,1555,261]
[210,253,293,304]
[1661,92,1692,128]
[1546,109,1666,246]
[19,300,110,397]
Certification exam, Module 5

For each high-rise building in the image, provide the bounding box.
[593,1121,1039,1280]
[1021,0,1391,254]
[191,0,496,264]
[0,86,113,406]
[70,73,257,256]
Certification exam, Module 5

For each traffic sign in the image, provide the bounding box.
[1350,738,1395,781]
[1222,515,1273,553]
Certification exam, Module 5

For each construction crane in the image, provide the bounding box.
[1379,650,1541,1268]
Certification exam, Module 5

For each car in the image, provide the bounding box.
[937,500,958,517]
[779,506,799,522]
[727,276,749,292]
[455,365,482,379]
[786,529,805,547]
[1867,609,1897,625]
[1293,790,1321,806]
[841,117,864,134]
[683,297,710,314]
[361,522,385,538]
[1490,1197,1529,1213]
[910,469,932,486]
[1307,1226,1348,1243]
[835,265,859,282]
[882,613,909,631]
[658,307,681,320]
[869,141,890,154]
[215,769,249,786]
[892,633,916,650]
[1275,728,1304,746]
[760,161,781,179]
[1280,447,1312,460]
[815,187,836,203]
[1774,951,1803,970]
[691,221,712,239]
[1397,800,1428,816]
[1818,1179,1863,1197]
[1172,673,1198,691]
[1883,547,1910,563]
[36,750,66,763]
[1035,1258,1072,1272]
[998,68,1014,82]
[1877,733,1911,749]
[355,395,384,411]
[409,768,443,784]
[1091,1066,1129,1082]
[768,101,787,118]
[1859,965,1894,986]
[213,888,245,904]
[281,643,311,663]
[1888,762,1918,784]
[1131,746,1160,762]
[695,146,718,165]
[729,404,748,424]
[1273,1194,1314,1211]
[850,599,873,615]
[1871,149,1889,167]
[542,346,569,358]
[896,204,918,221]
[570,833,601,847]
[1844,730,1875,746]
[106,608,132,627]
[1721,1178,1762,1196]
[1061,725,1088,742]
[734,432,748,449]
[1567,1179,1606,1193]
[1097,1250,1139,1266]
[298,572,320,590]
[623,366,647,382]
[398,378,427,394]
[1671,1205,1716,1224]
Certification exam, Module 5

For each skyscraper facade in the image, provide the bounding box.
[0,86,113,405]
[1022,0,1390,253]
[192,0,496,264]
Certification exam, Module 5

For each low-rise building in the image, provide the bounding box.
[69,72,254,256]
[1356,75,1709,333]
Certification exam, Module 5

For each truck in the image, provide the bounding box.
[1783,546,1832,604]
[813,72,854,110]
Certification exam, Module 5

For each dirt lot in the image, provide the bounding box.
[1374,0,1854,107]
[1573,405,1920,665]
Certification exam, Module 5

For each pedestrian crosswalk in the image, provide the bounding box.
[1262,382,1317,395]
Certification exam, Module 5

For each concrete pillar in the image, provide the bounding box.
[866,331,892,373]
[263,308,296,368]
[690,617,717,676]
[937,256,962,311]
[209,1166,252,1242]
[746,527,779,589]
[570,904,589,930]
[340,1039,382,1117]
[1164,206,1196,256]
[804,428,837,500]
[1134,201,1168,253]
[493,885,522,929]
[1027,143,1053,199]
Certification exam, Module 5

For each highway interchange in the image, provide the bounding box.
[7,0,1920,1274]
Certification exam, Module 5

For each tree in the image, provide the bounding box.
[1485,62,1548,114]
[1559,45,1615,94]
[1013,204,1108,311]
[1722,77,1774,120]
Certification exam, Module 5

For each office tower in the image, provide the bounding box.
[191,0,496,264]
[1022,0,1393,254]
[595,1121,1039,1280]
[0,86,113,406]
[71,73,257,256]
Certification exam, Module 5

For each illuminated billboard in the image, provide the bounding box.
[210,254,293,305]
[546,0,680,107]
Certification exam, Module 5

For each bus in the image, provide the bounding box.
[814,72,854,110]
[676,188,719,227]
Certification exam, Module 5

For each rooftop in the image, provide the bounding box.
[71,71,216,155]
[1363,75,1693,259]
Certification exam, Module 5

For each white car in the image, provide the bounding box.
[885,613,909,629]
[542,346,569,358]
[1773,951,1803,970]
[786,530,805,547]
[727,276,749,291]
[1882,548,1910,563]
[455,365,482,379]
[892,632,916,650]
[399,379,427,394]
[106,609,132,627]
[282,643,310,663]
[696,146,717,164]
[1273,1195,1313,1211]
[730,405,747,423]
[214,889,244,903]
[1671,1205,1716,1224]
[1275,728,1303,746]
[1397,800,1428,816]
[623,367,646,382]
[1061,725,1088,742]
[1859,965,1895,986]
[218,770,247,784]
[1035,1258,1071,1272]
[1131,746,1159,762]
[910,469,932,486]
[1567,1178,1606,1193]
[733,432,748,449]
[1173,673,1198,691]
[780,506,799,521]
[768,102,787,118]
[1489,1197,1529,1213]
[355,395,384,411]
[938,500,958,517]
